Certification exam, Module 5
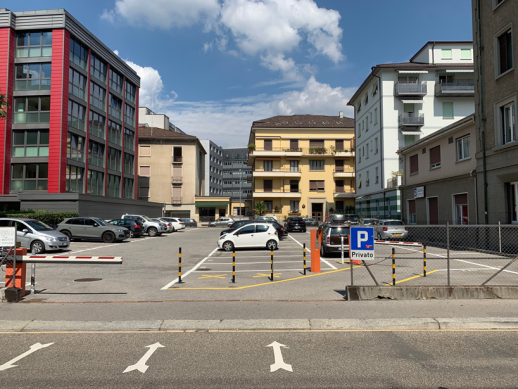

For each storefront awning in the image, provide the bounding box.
[195,201,229,208]
[401,100,423,104]
[397,70,428,74]
[445,69,474,73]
[400,130,423,135]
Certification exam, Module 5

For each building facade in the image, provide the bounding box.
[247,114,355,223]
[223,146,252,217]
[472,0,518,224]
[0,8,157,216]
[348,41,475,220]
[399,115,477,225]
[137,127,205,218]
[138,107,184,133]
[199,140,223,196]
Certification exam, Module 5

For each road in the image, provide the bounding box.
[1,331,517,388]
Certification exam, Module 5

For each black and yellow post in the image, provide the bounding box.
[232,249,236,283]
[392,247,396,286]
[303,243,307,275]
[423,245,427,277]
[178,247,182,283]
[270,250,274,281]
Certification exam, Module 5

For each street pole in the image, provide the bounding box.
[239,168,242,220]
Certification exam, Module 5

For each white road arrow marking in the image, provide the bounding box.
[123,343,164,374]
[0,342,54,372]
[266,341,293,372]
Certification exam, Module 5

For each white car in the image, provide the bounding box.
[218,223,279,251]
[161,217,186,232]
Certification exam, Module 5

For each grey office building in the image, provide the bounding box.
[223,147,252,216]
[199,140,223,196]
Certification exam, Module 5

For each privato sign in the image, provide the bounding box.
[349,226,375,260]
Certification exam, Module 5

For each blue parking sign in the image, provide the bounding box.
[350,227,375,260]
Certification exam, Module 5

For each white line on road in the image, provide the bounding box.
[123,343,164,374]
[195,268,332,273]
[267,341,292,372]
[161,247,219,289]
[0,343,54,372]
[205,261,305,265]
[288,235,337,270]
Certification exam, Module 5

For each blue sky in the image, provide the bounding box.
[5,0,473,146]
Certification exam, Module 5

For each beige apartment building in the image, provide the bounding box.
[398,115,477,224]
[137,127,205,218]
[248,114,355,222]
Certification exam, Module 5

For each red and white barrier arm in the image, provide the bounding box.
[9,255,123,264]
[374,240,423,247]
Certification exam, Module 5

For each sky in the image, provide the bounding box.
[5,0,473,146]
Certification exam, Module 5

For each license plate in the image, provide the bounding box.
[394,233,402,236]
[61,243,68,247]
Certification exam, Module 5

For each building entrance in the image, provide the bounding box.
[312,203,324,223]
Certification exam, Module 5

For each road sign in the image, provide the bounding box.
[349,227,375,260]
[0,226,15,247]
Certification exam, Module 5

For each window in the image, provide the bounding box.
[139,186,150,198]
[67,100,86,131]
[15,31,52,58]
[375,167,379,184]
[14,97,50,124]
[366,146,369,159]
[124,104,135,127]
[139,165,151,177]
[510,182,518,223]
[335,179,344,193]
[290,200,299,213]
[87,170,104,196]
[408,200,416,224]
[15,63,51,91]
[410,154,419,174]
[69,68,87,100]
[263,160,273,172]
[309,139,325,148]
[66,165,84,193]
[364,94,368,105]
[461,49,471,60]
[125,82,136,103]
[454,194,468,225]
[124,128,135,151]
[124,153,134,175]
[456,135,471,161]
[90,82,106,111]
[108,120,122,145]
[89,111,105,139]
[366,118,369,132]
[263,139,272,150]
[67,133,85,162]
[372,82,378,95]
[309,160,325,171]
[109,69,123,94]
[358,174,362,189]
[443,102,454,119]
[430,146,441,169]
[11,163,48,191]
[497,29,513,75]
[290,139,299,151]
[12,130,49,157]
[441,49,452,59]
[108,148,121,171]
[123,178,134,199]
[375,137,379,154]
[335,140,344,150]
[70,37,88,69]
[501,102,516,144]
[357,102,361,112]
[309,180,325,191]
[264,201,273,211]
[109,94,122,119]
[290,180,299,193]
[90,53,107,83]
[263,179,273,192]
[107,174,121,197]
[290,160,299,172]
[88,141,105,168]
[366,171,370,186]
[374,108,378,124]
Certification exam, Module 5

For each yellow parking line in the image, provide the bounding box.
[385,270,438,285]
[253,273,281,278]
[198,274,227,279]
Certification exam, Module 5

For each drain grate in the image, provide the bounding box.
[74,278,102,282]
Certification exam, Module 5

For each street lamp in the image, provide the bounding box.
[239,168,242,220]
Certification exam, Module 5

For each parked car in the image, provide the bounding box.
[160,217,186,231]
[303,217,318,226]
[181,218,197,227]
[320,224,351,257]
[209,217,234,227]
[58,217,130,243]
[328,214,360,225]
[220,220,255,236]
[0,218,69,254]
[153,218,174,233]
[375,220,408,240]
[361,218,379,226]
[255,216,276,222]
[218,223,279,251]
[121,214,167,237]
[284,217,306,233]
[107,219,144,238]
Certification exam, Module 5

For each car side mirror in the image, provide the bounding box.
[93,223,99,227]
[22,229,29,234]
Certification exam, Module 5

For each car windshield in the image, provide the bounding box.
[94,219,108,226]
[345,216,360,221]
[384,221,404,226]
[290,218,303,221]
[330,227,350,235]
[25,220,52,231]
[140,216,152,222]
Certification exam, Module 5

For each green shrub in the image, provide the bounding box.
[0,210,79,226]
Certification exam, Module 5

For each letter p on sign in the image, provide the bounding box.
[358,231,369,247]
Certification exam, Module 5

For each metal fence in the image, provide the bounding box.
[350,224,518,287]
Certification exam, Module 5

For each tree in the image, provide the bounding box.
[0,93,6,119]
[254,201,267,216]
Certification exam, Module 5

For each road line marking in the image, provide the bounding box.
[123,343,164,374]
[254,273,281,278]
[199,274,227,279]
[160,247,219,290]
[194,269,332,273]
[267,341,292,372]
[288,234,337,270]
[0,342,54,371]
[207,261,305,265]
[384,270,438,285]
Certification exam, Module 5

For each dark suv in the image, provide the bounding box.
[284,217,306,233]
[320,224,351,257]
[107,219,144,238]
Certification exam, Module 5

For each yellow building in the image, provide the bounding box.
[248,114,356,223]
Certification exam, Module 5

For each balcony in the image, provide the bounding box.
[333,167,355,178]
[171,197,182,204]
[394,82,427,97]
[253,167,301,178]
[435,80,474,97]
[253,189,302,198]
[172,156,183,163]
[249,147,354,159]
[333,188,356,198]
[399,113,424,127]
[171,176,183,184]
[386,175,402,189]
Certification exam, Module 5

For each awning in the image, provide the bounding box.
[397,70,428,74]
[445,69,474,73]
[401,100,423,104]
[195,201,229,208]
[400,130,423,135]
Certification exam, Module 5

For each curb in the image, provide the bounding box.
[2,318,518,332]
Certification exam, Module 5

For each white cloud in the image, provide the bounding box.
[260,53,301,81]
[100,9,115,23]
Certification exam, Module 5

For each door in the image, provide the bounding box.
[15,221,31,249]
[264,180,273,192]
[69,218,85,237]
[253,224,271,247]
[219,209,226,218]
[234,224,255,247]
[312,203,324,223]
[428,197,439,225]
[290,160,299,172]
[264,139,272,151]
[83,218,98,238]
[335,160,344,172]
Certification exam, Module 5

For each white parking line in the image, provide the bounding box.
[288,234,337,270]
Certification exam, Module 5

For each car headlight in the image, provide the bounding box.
[117,229,125,233]
[219,234,226,240]
[45,236,58,242]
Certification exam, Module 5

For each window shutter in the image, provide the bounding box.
[264,180,273,192]
[335,180,344,191]
[139,186,149,197]
[172,186,182,198]
[454,194,468,205]
[310,180,317,190]
[443,102,454,118]
[410,155,419,174]
[409,200,416,214]
[139,166,150,176]
[290,139,298,150]
[430,146,441,166]
[264,139,272,150]
[335,140,344,150]
[310,139,324,148]
[317,180,325,190]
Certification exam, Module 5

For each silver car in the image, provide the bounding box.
[58,217,130,243]
[209,217,234,227]
[0,218,69,254]
[375,220,408,240]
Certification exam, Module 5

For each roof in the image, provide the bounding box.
[251,115,355,129]
[410,41,473,63]
[138,127,206,153]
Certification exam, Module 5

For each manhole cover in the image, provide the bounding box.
[74,278,102,282]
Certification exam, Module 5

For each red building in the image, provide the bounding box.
[0,8,162,217]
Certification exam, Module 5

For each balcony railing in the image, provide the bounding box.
[386,176,402,189]
[333,167,355,173]
[435,80,475,96]
[254,189,301,194]
[171,176,183,183]
[254,167,301,173]
[399,113,425,127]
[394,82,427,96]
[251,147,355,155]
[334,188,355,194]
[171,197,182,204]
[172,156,183,163]
[89,155,104,168]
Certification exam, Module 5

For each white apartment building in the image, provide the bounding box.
[348,41,475,219]
[138,107,185,133]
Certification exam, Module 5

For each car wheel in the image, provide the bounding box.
[266,240,278,251]
[103,232,116,243]
[302,230,306,233]
[61,230,72,240]
[222,241,234,251]
[130,230,135,238]
[148,227,158,237]
[320,245,326,258]
[172,227,176,232]
[30,240,45,254]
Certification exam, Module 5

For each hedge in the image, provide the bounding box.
[0,210,79,226]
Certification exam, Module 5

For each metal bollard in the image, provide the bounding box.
[178,247,182,283]
[423,245,427,277]
[232,249,236,283]
[31,248,36,294]
[303,243,306,275]
[392,247,396,286]
[270,250,274,281]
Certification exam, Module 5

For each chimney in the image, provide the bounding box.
[339,111,343,118]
